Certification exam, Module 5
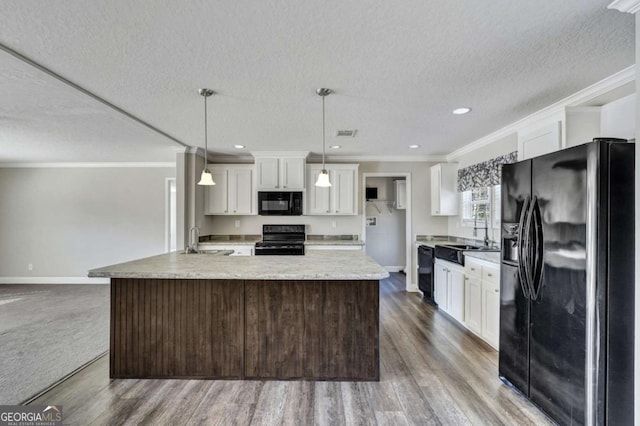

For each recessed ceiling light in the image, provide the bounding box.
[409,144,420,149]
[233,144,245,149]
[330,145,341,149]
[453,107,472,115]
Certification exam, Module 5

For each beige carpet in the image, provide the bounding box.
[0,284,109,404]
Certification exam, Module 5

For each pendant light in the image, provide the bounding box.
[197,88,216,186]
[315,88,332,187]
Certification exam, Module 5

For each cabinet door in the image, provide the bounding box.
[434,262,449,311]
[280,158,305,189]
[256,158,279,189]
[308,168,331,214]
[448,268,465,323]
[230,168,253,215]
[205,168,229,214]
[430,166,441,215]
[464,276,483,335]
[482,279,500,349]
[333,169,355,214]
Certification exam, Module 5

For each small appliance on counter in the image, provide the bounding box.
[255,224,305,255]
[258,191,303,216]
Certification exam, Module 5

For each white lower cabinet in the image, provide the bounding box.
[306,244,363,251]
[464,257,500,349]
[199,244,254,256]
[434,259,464,323]
[481,278,500,349]
[464,275,483,336]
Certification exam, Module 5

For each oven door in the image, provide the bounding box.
[258,192,303,216]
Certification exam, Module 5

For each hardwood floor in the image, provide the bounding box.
[30,273,551,425]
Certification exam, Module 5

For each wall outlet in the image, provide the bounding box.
[331,220,337,228]
[234,220,240,228]
[27,263,33,271]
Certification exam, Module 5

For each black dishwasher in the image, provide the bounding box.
[418,245,435,304]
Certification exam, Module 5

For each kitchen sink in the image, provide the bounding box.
[443,244,499,251]
[434,244,499,266]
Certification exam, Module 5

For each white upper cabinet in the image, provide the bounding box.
[518,121,562,160]
[254,152,307,190]
[280,157,305,189]
[256,157,279,189]
[204,165,254,215]
[430,163,458,216]
[306,164,359,215]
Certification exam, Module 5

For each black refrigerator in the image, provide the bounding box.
[499,138,634,425]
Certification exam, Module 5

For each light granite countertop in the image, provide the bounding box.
[463,251,501,264]
[89,251,389,280]
[305,240,365,246]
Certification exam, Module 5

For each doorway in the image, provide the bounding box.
[362,173,411,291]
[165,178,177,252]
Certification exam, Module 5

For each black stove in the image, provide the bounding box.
[255,224,305,255]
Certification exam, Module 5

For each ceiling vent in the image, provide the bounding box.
[336,129,357,137]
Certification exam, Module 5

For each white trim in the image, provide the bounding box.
[322,155,447,163]
[384,266,404,272]
[251,151,310,158]
[446,65,635,161]
[608,0,640,13]
[0,162,176,168]
[361,171,412,292]
[0,277,110,284]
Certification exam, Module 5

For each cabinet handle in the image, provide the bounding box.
[326,210,330,213]
[233,210,236,213]
[283,185,287,188]
[435,210,439,214]
[464,277,468,281]
[487,273,493,277]
[471,267,476,271]
[494,289,500,293]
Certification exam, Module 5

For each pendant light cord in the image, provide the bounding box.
[322,94,326,168]
[203,94,208,170]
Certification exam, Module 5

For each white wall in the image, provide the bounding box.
[447,133,518,241]
[0,166,175,279]
[364,177,406,269]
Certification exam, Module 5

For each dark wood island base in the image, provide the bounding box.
[110,278,379,381]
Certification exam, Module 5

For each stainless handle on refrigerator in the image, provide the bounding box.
[517,196,531,299]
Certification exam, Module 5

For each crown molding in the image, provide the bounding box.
[446,65,635,161]
[318,154,447,163]
[251,151,310,158]
[0,162,176,168]
[608,0,640,13]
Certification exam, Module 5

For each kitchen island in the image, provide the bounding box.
[89,251,388,381]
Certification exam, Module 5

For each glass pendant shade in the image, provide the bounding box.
[197,169,216,186]
[197,88,216,186]
[315,88,332,187]
[315,169,332,187]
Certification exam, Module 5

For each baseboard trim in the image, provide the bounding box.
[21,351,109,405]
[384,266,404,272]
[0,277,109,284]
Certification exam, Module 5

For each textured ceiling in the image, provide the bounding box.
[0,0,635,162]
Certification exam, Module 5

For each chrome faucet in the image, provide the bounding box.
[186,226,200,254]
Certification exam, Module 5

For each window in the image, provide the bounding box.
[461,185,501,229]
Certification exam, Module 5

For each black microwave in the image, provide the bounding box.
[258,191,303,216]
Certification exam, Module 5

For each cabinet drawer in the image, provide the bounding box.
[465,258,483,278]
[482,264,499,283]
